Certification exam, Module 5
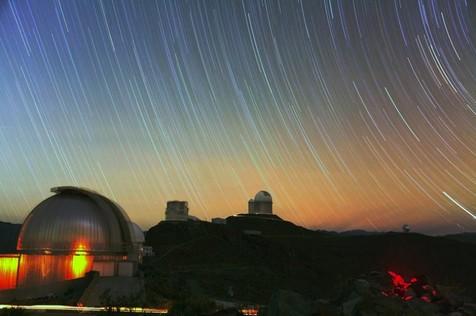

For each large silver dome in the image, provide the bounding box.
[17,186,140,254]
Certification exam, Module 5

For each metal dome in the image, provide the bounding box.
[17,186,140,254]
[129,222,145,244]
[254,191,272,202]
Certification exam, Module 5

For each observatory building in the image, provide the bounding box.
[226,190,283,234]
[248,191,273,214]
[0,186,144,290]
[165,200,189,221]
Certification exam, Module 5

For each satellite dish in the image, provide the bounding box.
[402,224,410,233]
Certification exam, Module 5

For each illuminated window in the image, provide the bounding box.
[0,256,19,290]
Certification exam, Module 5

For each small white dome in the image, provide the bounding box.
[254,191,272,202]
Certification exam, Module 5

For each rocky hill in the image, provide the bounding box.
[444,233,476,245]
[1,218,475,307]
[144,218,476,305]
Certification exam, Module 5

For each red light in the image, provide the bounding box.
[384,271,439,303]
[388,271,411,290]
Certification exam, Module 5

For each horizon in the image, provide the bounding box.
[1,204,474,236]
[0,184,473,236]
[0,1,475,235]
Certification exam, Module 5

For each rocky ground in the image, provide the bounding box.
[265,271,476,316]
[2,220,476,315]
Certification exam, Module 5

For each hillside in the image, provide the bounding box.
[144,219,476,304]
[1,218,476,304]
[444,233,476,245]
[0,222,21,253]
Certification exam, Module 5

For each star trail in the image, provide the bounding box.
[0,0,474,234]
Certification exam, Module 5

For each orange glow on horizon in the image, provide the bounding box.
[0,256,19,290]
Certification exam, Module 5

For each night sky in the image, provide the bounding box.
[0,0,474,234]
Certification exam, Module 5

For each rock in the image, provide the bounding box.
[311,299,339,316]
[437,286,464,307]
[209,308,243,316]
[403,288,416,299]
[353,296,405,316]
[266,290,312,316]
[342,297,362,316]
[405,299,441,316]
[313,272,474,316]
[458,303,476,316]
[367,271,392,290]
[353,279,370,296]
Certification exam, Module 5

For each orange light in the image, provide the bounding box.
[240,309,259,316]
[0,256,19,290]
[73,241,89,254]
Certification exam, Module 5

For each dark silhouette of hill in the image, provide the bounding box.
[338,229,384,236]
[1,219,475,302]
[144,219,476,303]
[444,233,476,245]
[0,222,21,253]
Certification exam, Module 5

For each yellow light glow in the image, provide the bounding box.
[71,241,92,279]
[71,254,88,278]
[0,256,19,289]
[0,304,168,314]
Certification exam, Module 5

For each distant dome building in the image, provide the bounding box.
[226,190,283,233]
[165,201,189,221]
[164,200,201,222]
[248,191,273,214]
[0,186,144,289]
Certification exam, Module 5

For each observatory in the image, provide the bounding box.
[0,186,144,290]
[248,191,273,214]
[165,200,189,221]
[226,190,284,234]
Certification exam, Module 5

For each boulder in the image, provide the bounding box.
[458,303,476,316]
[342,296,362,316]
[311,299,339,316]
[353,279,370,296]
[266,290,312,316]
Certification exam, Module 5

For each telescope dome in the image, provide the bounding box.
[17,186,139,254]
[254,191,272,203]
